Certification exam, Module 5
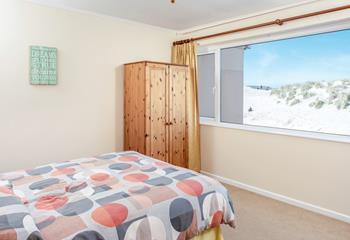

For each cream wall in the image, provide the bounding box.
[201,126,350,216]
[178,0,350,217]
[0,0,174,172]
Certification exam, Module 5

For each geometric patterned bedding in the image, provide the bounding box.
[0,151,235,240]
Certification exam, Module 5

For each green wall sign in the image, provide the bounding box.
[30,46,57,85]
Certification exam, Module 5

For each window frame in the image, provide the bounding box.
[197,50,221,124]
[197,22,350,144]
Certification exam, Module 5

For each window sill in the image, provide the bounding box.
[200,120,350,144]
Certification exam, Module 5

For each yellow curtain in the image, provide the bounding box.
[191,226,224,240]
[172,42,201,172]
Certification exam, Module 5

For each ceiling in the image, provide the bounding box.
[28,0,310,30]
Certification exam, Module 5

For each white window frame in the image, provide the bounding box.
[197,50,220,124]
[198,21,350,144]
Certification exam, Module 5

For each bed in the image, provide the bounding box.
[0,151,235,240]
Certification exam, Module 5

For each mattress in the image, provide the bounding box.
[0,151,235,240]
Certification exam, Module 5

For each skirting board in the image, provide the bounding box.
[201,170,350,224]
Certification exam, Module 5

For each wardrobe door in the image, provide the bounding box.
[168,65,188,168]
[124,63,146,153]
[145,63,168,161]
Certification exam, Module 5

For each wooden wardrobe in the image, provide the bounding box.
[124,61,189,168]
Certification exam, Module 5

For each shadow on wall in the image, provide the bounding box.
[115,65,124,152]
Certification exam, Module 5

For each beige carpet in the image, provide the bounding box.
[222,184,350,240]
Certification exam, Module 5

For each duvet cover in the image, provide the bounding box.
[0,151,235,240]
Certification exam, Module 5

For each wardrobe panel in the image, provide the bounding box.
[147,63,168,161]
[124,63,145,153]
[169,66,188,168]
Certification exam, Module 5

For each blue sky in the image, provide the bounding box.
[244,29,350,88]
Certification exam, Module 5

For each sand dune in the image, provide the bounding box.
[243,80,350,136]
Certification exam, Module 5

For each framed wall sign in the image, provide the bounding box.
[30,46,57,85]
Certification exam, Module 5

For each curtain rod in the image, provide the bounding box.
[173,4,350,46]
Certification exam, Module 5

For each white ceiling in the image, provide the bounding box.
[28,0,310,30]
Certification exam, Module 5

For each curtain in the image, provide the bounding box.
[172,42,201,172]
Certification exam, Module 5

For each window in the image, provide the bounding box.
[198,53,216,119]
[197,28,350,141]
[220,47,244,124]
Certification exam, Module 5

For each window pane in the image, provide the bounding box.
[198,54,215,118]
[220,47,244,124]
[244,29,350,136]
